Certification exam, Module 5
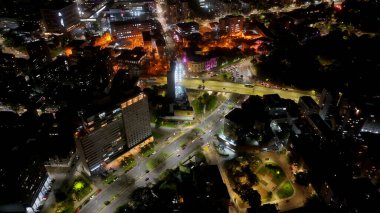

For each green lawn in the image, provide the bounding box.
[219,72,233,81]
[49,47,64,58]
[180,141,187,150]
[152,131,163,139]
[162,122,177,128]
[104,173,117,184]
[140,144,155,157]
[277,181,294,199]
[72,177,92,200]
[55,199,75,213]
[124,160,137,173]
[258,164,286,185]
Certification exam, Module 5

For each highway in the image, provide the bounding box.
[151,77,317,102]
[80,96,236,213]
[181,79,317,102]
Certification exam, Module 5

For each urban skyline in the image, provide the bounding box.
[0,0,379,213]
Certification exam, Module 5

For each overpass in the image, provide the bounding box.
[152,77,318,102]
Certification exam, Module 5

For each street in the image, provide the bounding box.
[80,96,235,213]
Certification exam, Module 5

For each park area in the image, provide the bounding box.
[225,153,295,206]
[52,176,93,213]
[256,163,294,201]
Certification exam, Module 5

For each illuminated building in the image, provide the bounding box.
[179,0,191,20]
[219,15,244,36]
[105,0,156,22]
[40,1,80,33]
[361,117,380,134]
[0,52,18,74]
[263,94,287,117]
[175,22,199,36]
[165,59,194,120]
[167,0,178,24]
[184,50,218,73]
[338,97,380,135]
[110,19,154,39]
[142,31,156,52]
[166,0,191,24]
[167,59,185,101]
[75,92,152,175]
[198,0,208,9]
[187,57,218,73]
[116,47,147,66]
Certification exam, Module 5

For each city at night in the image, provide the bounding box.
[0,0,379,212]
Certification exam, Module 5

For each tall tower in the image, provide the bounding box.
[166,58,185,102]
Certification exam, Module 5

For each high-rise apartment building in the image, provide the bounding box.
[75,92,152,175]
[319,89,340,120]
[219,15,244,36]
[166,0,190,24]
[41,1,80,33]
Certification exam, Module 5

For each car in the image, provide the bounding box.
[146,170,150,173]
[177,154,181,157]
[90,195,95,200]
[145,177,149,181]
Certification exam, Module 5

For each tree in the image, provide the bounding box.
[206,94,218,111]
[295,172,309,186]
[54,190,68,202]
[130,187,157,207]
[155,117,163,128]
[304,195,331,213]
[235,185,261,208]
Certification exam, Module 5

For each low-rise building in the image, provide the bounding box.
[116,47,147,66]
[186,55,218,73]
[175,22,199,37]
